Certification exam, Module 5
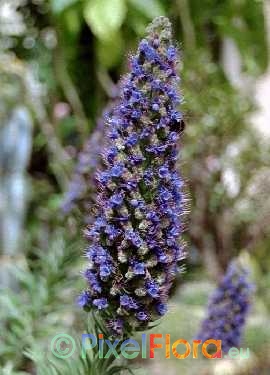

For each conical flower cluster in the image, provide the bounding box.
[78,16,186,335]
[196,260,254,353]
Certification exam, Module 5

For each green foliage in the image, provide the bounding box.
[84,0,127,41]
[215,0,268,74]
[0,231,83,370]
[128,0,165,19]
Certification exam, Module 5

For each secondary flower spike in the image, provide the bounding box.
[61,117,105,216]
[62,97,118,218]
[196,259,254,353]
[79,16,186,335]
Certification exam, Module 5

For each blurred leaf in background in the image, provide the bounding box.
[84,0,126,41]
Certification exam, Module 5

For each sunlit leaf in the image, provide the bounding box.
[84,0,126,41]
[128,0,165,19]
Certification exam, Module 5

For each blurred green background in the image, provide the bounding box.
[0,0,270,374]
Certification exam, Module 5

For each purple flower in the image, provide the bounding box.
[107,318,124,336]
[84,269,102,293]
[100,263,114,277]
[196,260,254,353]
[77,291,91,308]
[80,16,186,335]
[120,295,139,310]
[156,303,168,316]
[152,103,160,111]
[125,133,138,147]
[105,225,120,240]
[167,46,177,61]
[146,280,159,298]
[125,229,143,247]
[133,262,145,275]
[93,298,109,310]
[159,187,172,202]
[157,251,169,263]
[109,193,123,207]
[158,166,170,179]
[111,164,125,178]
[135,311,149,321]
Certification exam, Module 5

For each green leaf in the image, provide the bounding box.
[128,0,165,19]
[50,0,79,14]
[84,0,127,41]
[97,32,124,68]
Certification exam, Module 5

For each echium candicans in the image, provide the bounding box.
[196,259,254,353]
[78,16,186,336]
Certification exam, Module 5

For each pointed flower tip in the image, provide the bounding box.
[146,16,172,40]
